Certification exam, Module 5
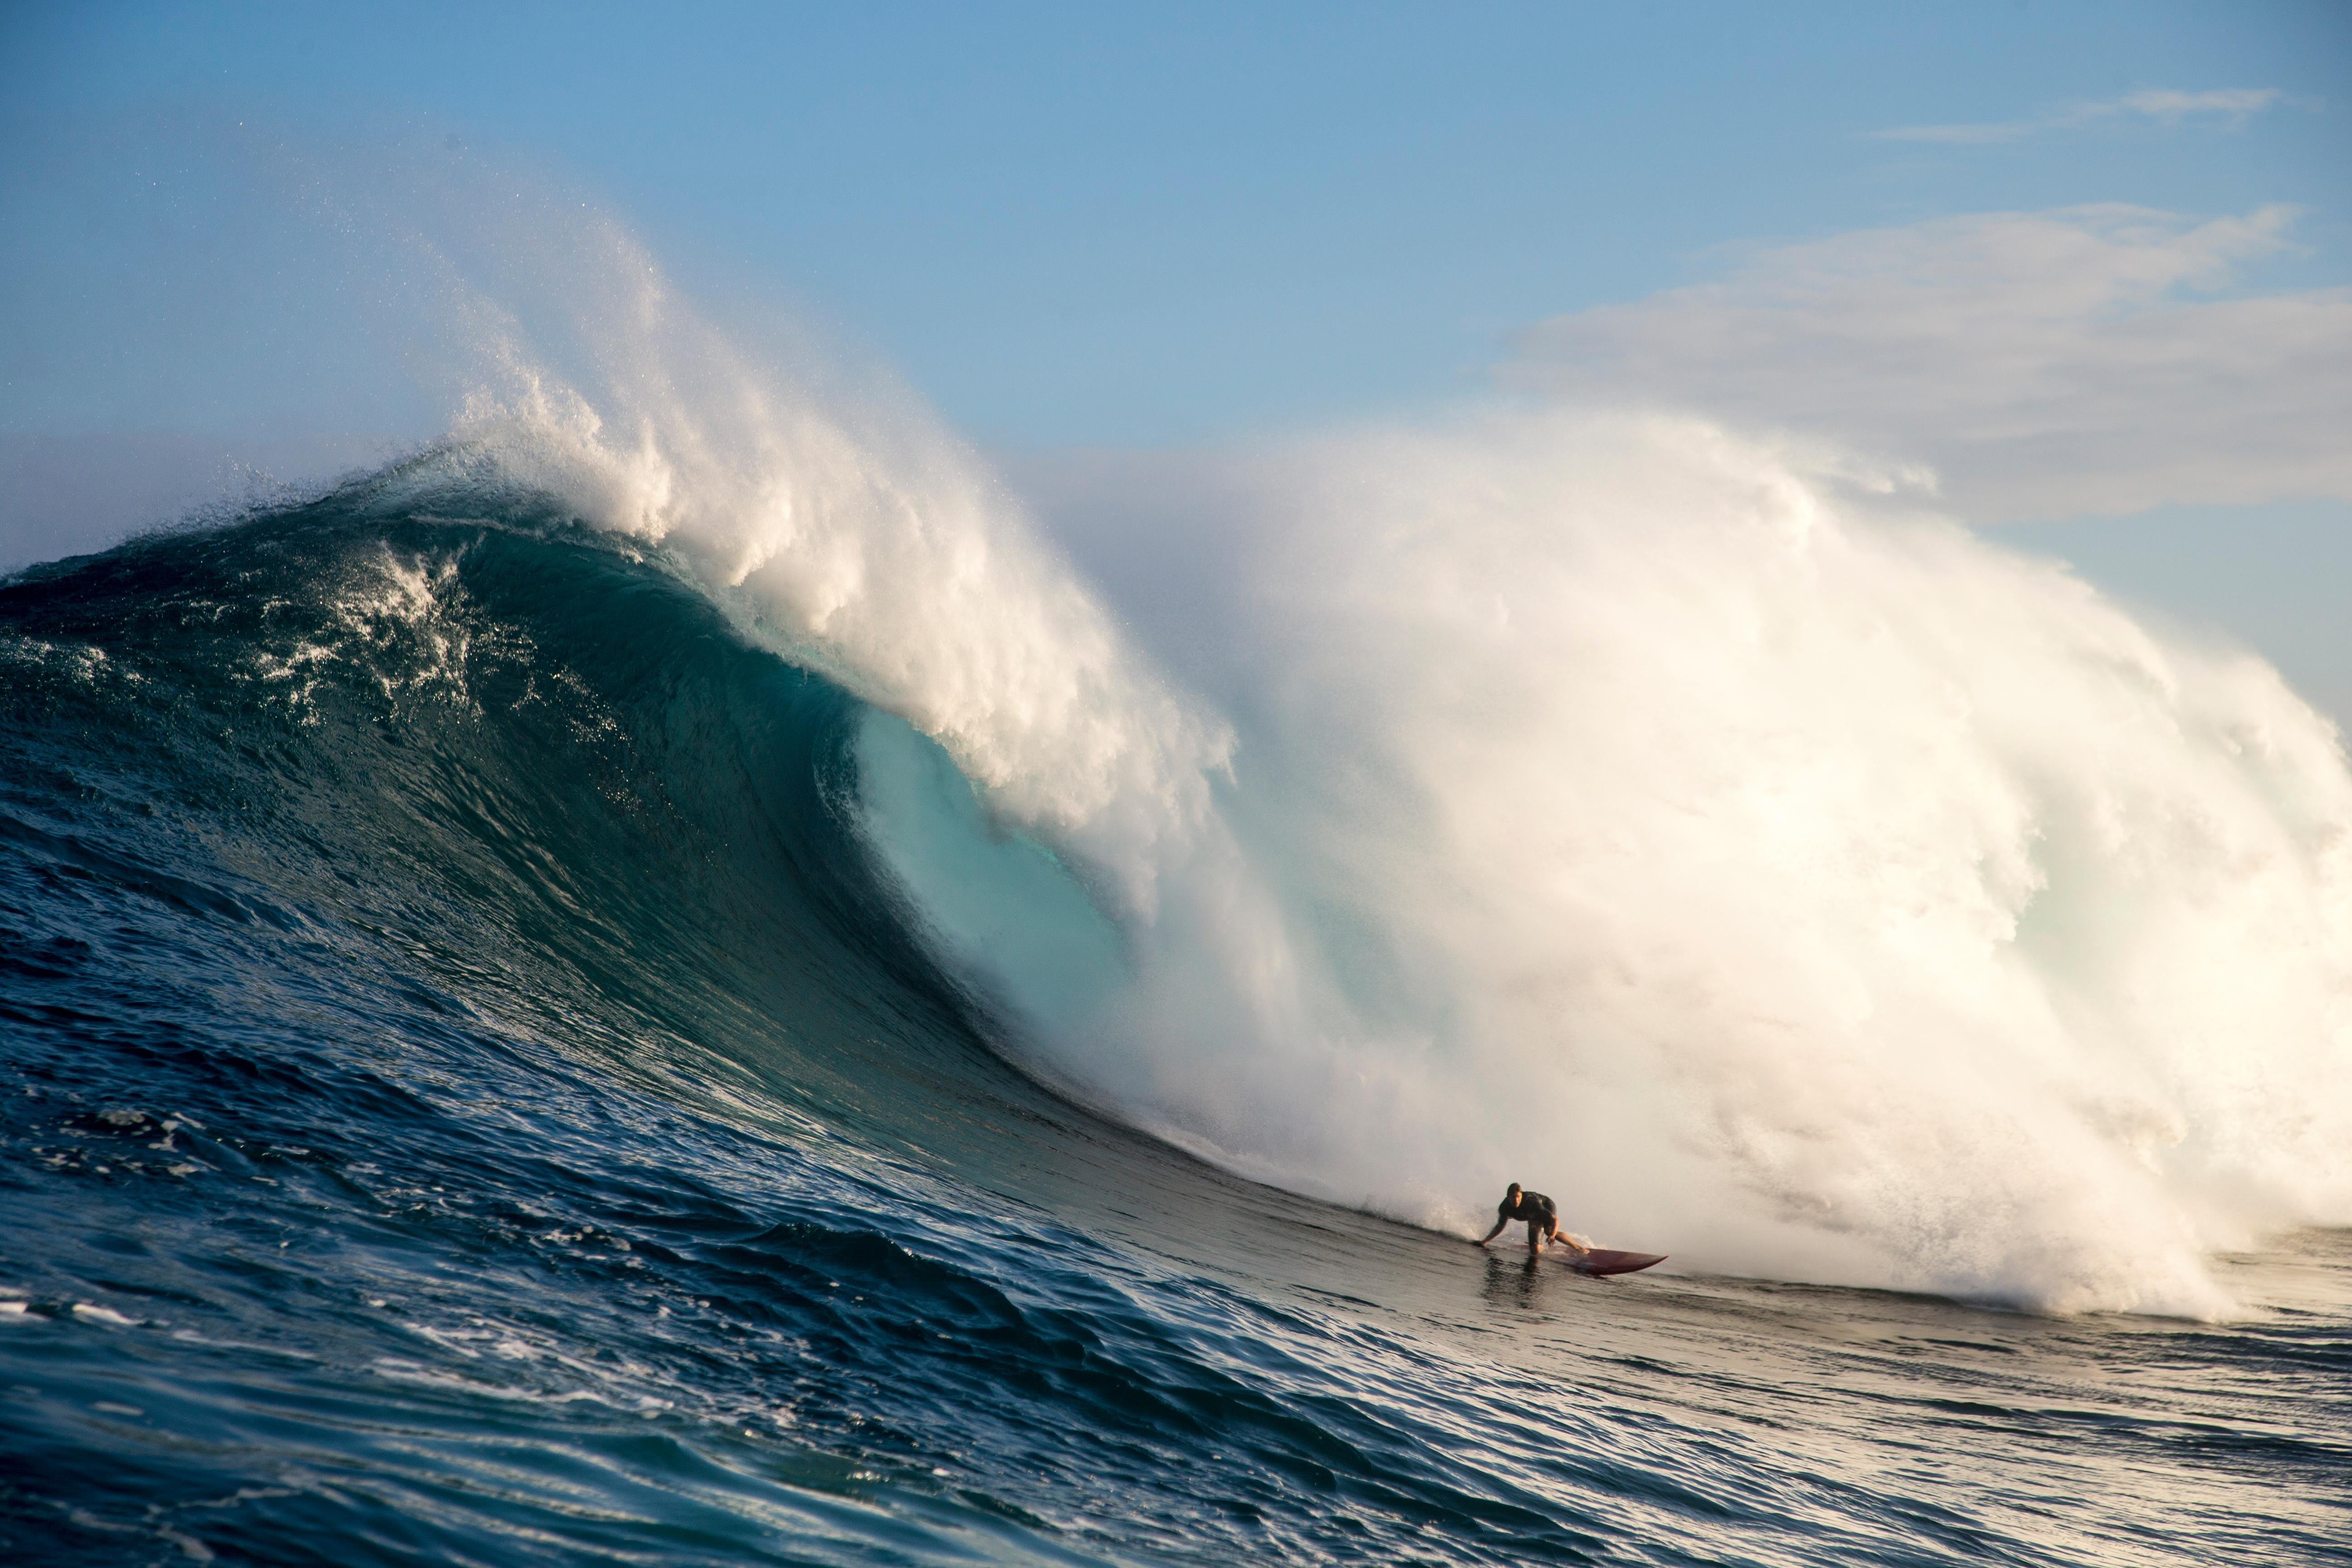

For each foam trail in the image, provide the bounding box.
[417,209,2350,1317]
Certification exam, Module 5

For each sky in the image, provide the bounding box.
[1,0,2347,709]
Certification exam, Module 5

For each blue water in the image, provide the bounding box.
[3,474,2347,1566]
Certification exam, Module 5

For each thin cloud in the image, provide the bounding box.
[1877,87,2285,145]
[1501,204,2352,522]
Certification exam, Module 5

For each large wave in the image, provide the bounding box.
[169,201,2352,1318]
[1129,415,2352,1316]
[863,411,2352,1318]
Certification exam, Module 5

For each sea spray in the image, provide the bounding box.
[858,413,2352,1316]
[417,214,1235,918]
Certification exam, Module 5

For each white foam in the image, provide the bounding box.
[854,412,2352,1317]
[72,1303,141,1327]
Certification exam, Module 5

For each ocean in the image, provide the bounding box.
[3,438,2348,1566]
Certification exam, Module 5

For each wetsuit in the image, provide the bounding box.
[1499,1189,1558,1240]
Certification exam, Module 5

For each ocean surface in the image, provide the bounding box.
[5,468,2350,1567]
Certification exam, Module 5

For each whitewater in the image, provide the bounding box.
[3,212,2349,1565]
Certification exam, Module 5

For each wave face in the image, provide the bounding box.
[3,466,2350,1565]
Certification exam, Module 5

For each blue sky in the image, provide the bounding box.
[2,1,2347,710]
[4,0,2345,445]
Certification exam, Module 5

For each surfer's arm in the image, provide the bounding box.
[1475,1217,1507,1245]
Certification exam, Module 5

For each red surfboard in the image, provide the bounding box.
[1568,1248,1666,1277]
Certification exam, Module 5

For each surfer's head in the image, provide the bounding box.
[1506,1182,1521,1199]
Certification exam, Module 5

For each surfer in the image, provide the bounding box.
[1476,1183,1590,1259]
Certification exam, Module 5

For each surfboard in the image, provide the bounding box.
[1567,1248,1666,1277]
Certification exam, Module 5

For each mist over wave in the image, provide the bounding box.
[1095,415,2352,1317]
[199,181,2352,1318]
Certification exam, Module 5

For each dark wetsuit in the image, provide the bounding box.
[1500,1190,1558,1241]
